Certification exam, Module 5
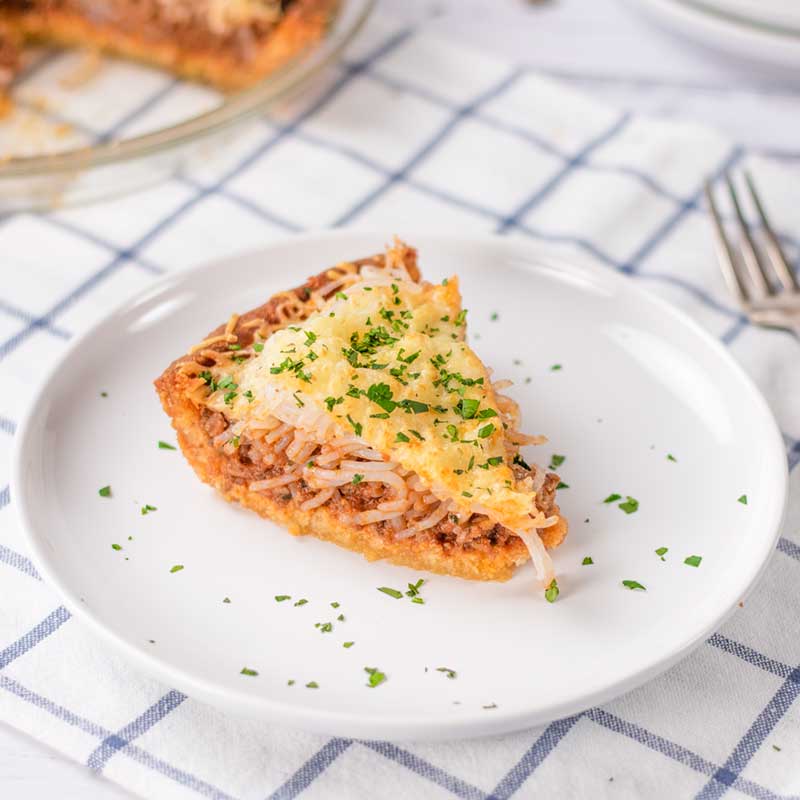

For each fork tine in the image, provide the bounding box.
[725,174,771,297]
[744,171,799,292]
[705,181,748,305]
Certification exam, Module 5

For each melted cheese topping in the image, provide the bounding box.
[208,275,543,531]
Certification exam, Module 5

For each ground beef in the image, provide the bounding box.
[205,415,560,552]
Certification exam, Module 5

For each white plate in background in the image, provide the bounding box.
[629,0,800,69]
[12,231,787,740]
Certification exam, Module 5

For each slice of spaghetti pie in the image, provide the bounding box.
[155,242,568,593]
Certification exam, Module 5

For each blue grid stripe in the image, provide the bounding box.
[0,606,71,669]
[695,669,800,800]
[267,738,352,800]
[87,689,187,771]
[0,674,233,799]
[0,544,41,581]
[488,714,582,800]
[0,415,15,435]
[777,537,800,562]
[497,112,632,233]
[0,485,8,510]
[333,66,525,227]
[708,634,793,679]
[361,741,487,800]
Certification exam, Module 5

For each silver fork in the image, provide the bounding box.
[705,172,800,337]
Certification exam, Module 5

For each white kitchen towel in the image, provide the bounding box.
[2,11,800,800]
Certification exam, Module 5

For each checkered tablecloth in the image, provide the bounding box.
[2,10,800,800]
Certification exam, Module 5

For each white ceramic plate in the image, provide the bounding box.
[12,231,787,741]
[629,0,800,69]
[696,0,800,33]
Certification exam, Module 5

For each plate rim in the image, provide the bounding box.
[628,0,800,69]
[11,229,789,740]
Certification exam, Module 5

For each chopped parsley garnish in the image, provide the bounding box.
[684,555,702,567]
[549,454,565,470]
[306,681,319,689]
[98,485,111,497]
[169,565,184,573]
[738,494,748,505]
[622,580,646,591]
[253,342,264,352]
[454,398,479,419]
[400,399,429,414]
[378,586,403,599]
[352,474,364,485]
[395,432,410,443]
[244,390,254,403]
[318,622,333,633]
[240,667,258,676]
[486,456,503,467]
[478,423,495,439]
[158,441,176,450]
[603,493,622,503]
[655,547,668,560]
[294,599,308,606]
[324,396,343,412]
[490,312,499,322]
[337,613,345,622]
[141,504,157,515]
[476,408,497,419]
[364,667,387,688]
[223,597,231,603]
[582,556,593,565]
[335,291,348,300]
[111,543,122,551]
[304,331,317,347]
[619,497,639,514]
[228,344,241,351]
[100,391,108,397]
[436,667,457,679]
[406,579,425,598]
[667,453,677,462]
[557,482,569,490]
[275,595,291,602]
[331,601,340,608]
[287,679,295,686]
[544,579,559,603]
[550,364,562,371]
[366,382,396,413]
[409,430,425,440]
[462,491,473,498]
[293,391,304,408]
[343,641,355,648]
[346,415,363,437]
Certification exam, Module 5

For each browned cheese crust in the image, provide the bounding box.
[155,245,568,582]
[1,0,340,91]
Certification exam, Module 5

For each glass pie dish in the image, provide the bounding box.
[0,0,373,212]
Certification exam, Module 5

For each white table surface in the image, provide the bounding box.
[4,0,799,797]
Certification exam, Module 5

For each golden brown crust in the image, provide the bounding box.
[4,0,340,91]
[155,246,568,582]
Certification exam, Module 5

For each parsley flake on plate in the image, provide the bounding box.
[667,453,677,462]
[544,579,559,603]
[169,564,184,573]
[550,364,562,371]
[306,681,319,689]
[557,482,569,490]
[582,557,593,566]
[655,547,668,560]
[111,544,122,551]
[364,667,387,688]
[240,667,258,677]
[622,580,646,591]
[294,599,308,607]
[141,504,157,515]
[275,595,291,602]
[436,667,457,679]
[158,441,176,450]
[684,555,703,567]
[603,493,621,504]
[98,485,112,497]
[343,641,355,649]
[738,494,748,505]
[223,597,231,604]
[549,454,565,470]
[378,586,403,599]
[619,497,639,514]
